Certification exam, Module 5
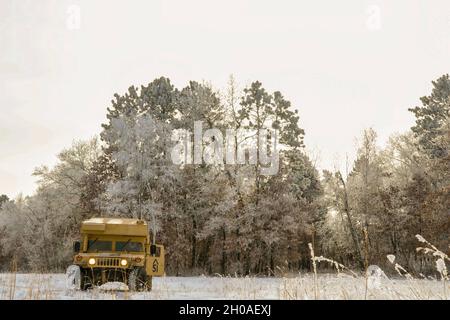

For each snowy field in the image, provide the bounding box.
[0,273,448,300]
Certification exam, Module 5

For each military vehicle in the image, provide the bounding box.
[66,217,164,291]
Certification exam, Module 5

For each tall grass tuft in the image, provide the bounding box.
[308,243,318,299]
[415,234,449,299]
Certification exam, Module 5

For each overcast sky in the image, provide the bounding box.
[1,0,449,198]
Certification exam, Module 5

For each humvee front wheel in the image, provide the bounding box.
[128,268,151,292]
[80,269,92,291]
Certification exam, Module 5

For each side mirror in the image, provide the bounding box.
[150,244,157,255]
[73,241,81,253]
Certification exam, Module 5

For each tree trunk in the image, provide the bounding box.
[221,226,227,275]
[191,216,197,269]
[337,172,365,269]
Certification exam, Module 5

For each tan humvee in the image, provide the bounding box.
[67,217,164,291]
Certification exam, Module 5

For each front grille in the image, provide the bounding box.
[96,258,121,267]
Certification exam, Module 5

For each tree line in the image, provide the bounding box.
[0,75,448,275]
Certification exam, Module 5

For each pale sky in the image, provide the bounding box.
[1,0,449,198]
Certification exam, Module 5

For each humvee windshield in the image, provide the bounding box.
[87,239,112,252]
[116,241,143,252]
[86,238,144,253]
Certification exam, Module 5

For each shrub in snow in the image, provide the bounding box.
[366,265,387,290]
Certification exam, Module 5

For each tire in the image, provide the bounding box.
[128,268,150,292]
[80,269,92,291]
[146,276,153,291]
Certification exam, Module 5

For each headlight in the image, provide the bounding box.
[88,258,96,265]
[120,259,128,266]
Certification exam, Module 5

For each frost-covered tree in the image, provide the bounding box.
[409,74,450,159]
[171,81,227,272]
[101,112,176,239]
[0,138,101,271]
[0,195,8,208]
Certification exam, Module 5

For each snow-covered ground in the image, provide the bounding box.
[0,273,447,300]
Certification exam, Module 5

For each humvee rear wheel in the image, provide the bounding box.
[146,276,153,291]
[128,268,150,292]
